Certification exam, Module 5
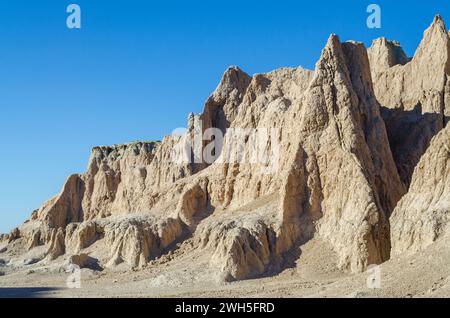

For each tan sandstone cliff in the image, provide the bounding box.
[390,124,450,256]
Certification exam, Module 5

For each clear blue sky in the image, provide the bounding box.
[0,0,448,233]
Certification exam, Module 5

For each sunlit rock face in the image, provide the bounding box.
[4,16,449,283]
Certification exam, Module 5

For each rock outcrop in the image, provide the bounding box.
[368,15,450,186]
[8,37,404,280]
[202,66,252,137]
[103,216,184,268]
[391,124,450,256]
[68,253,100,270]
[4,15,449,283]
[183,36,404,279]
[367,38,409,78]
[283,37,404,272]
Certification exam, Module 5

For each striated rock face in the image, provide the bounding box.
[102,216,184,268]
[65,221,100,254]
[39,142,158,227]
[160,35,403,279]
[284,36,404,272]
[368,16,450,186]
[391,125,450,256]
[185,35,406,279]
[6,15,450,282]
[9,37,403,280]
[46,228,65,260]
[202,66,252,137]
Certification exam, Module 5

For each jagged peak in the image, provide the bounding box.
[91,141,160,154]
[325,34,342,53]
[368,16,449,76]
[314,34,347,74]
[370,37,404,51]
[224,65,245,74]
[207,65,252,104]
[320,35,368,62]
[414,15,449,58]
[425,14,448,39]
[345,40,364,46]
[368,37,409,71]
[371,37,388,45]
[89,141,160,164]
[219,65,251,87]
[313,35,371,86]
[432,14,446,29]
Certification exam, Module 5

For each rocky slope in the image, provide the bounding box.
[1,16,449,287]
[368,15,450,186]
[391,125,450,256]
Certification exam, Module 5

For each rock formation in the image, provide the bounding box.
[367,38,409,79]
[391,124,450,256]
[2,15,449,283]
[368,15,450,186]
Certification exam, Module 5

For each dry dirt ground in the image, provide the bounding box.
[1,236,450,298]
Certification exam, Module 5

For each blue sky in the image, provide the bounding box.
[0,0,449,233]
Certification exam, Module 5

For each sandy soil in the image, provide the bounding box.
[1,235,450,298]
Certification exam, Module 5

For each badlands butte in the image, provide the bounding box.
[0,15,450,298]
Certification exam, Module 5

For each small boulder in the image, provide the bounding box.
[69,254,102,271]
